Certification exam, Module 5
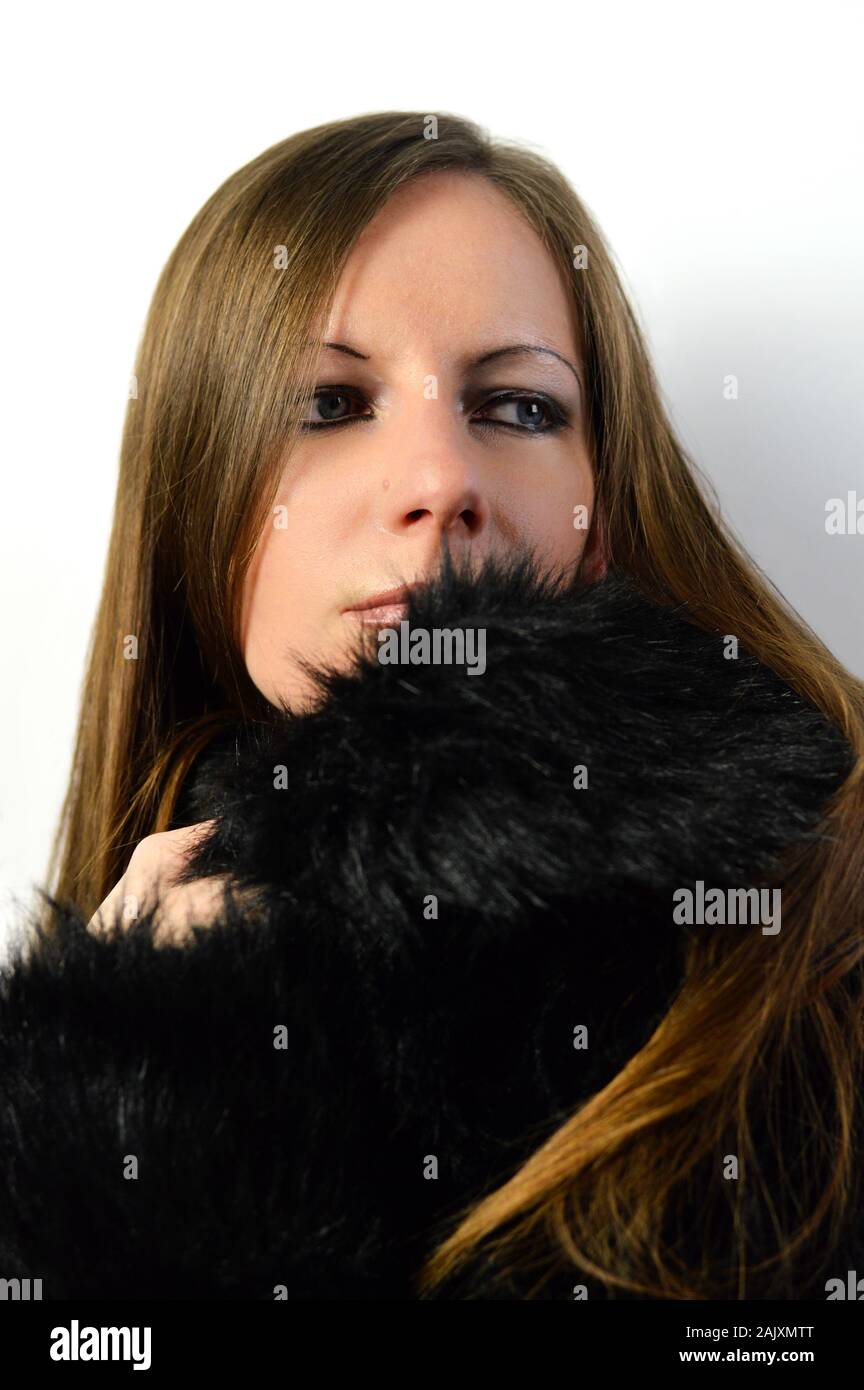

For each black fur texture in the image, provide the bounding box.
[0,553,857,1300]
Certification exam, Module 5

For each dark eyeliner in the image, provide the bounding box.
[470,389,570,436]
[298,386,570,434]
[298,387,373,431]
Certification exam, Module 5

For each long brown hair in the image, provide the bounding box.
[46,111,864,1299]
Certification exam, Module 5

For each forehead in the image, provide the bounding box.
[323,172,581,365]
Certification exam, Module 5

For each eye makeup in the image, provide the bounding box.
[298,384,574,437]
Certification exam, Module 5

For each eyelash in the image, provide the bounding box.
[298,387,570,436]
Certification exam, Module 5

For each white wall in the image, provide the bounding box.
[2,0,862,951]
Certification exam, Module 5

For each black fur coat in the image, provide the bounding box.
[0,557,859,1300]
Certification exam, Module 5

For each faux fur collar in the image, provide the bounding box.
[0,557,855,1299]
[179,556,851,922]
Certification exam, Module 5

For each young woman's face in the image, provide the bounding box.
[240,170,603,711]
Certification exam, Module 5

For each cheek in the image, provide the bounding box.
[240,517,307,676]
[240,492,349,693]
[508,459,595,567]
[240,527,276,652]
[242,475,329,632]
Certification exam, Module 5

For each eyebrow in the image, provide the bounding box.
[318,340,582,389]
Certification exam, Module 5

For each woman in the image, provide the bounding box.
[1,111,862,1301]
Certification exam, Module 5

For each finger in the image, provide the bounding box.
[85,822,220,938]
[152,873,233,948]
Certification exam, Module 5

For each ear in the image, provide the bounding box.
[580,500,608,583]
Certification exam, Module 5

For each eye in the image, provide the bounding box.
[300,388,373,429]
[471,391,568,436]
[298,386,570,434]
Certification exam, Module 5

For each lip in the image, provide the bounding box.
[341,583,416,625]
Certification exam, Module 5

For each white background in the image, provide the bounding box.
[2,0,862,948]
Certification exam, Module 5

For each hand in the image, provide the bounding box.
[86,821,232,948]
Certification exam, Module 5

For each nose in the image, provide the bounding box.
[374,413,488,545]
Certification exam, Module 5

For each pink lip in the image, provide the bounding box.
[341,583,415,625]
[344,602,409,626]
